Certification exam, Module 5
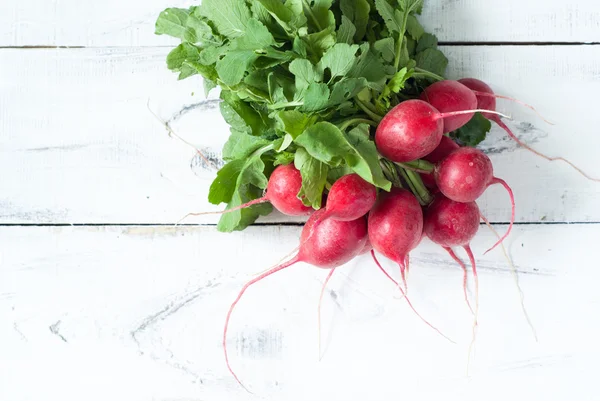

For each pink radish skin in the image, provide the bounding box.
[458,78,600,183]
[420,80,478,133]
[421,136,460,189]
[224,210,368,390]
[423,194,480,351]
[368,188,423,290]
[183,164,313,221]
[434,147,515,253]
[375,99,501,163]
[321,174,378,221]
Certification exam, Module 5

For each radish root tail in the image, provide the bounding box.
[471,91,554,125]
[223,256,299,392]
[443,247,474,315]
[318,267,337,361]
[481,213,538,342]
[464,245,479,376]
[485,177,515,254]
[436,109,511,121]
[371,251,456,344]
[494,118,600,182]
[177,196,269,225]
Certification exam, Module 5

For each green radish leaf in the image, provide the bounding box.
[274,151,296,166]
[344,124,392,190]
[299,82,330,112]
[416,32,438,53]
[294,122,353,165]
[374,0,402,33]
[289,59,323,94]
[222,131,271,161]
[451,113,493,147]
[406,15,425,40]
[415,48,449,77]
[340,0,370,41]
[348,43,388,91]
[318,43,360,81]
[198,0,252,38]
[294,148,328,209]
[337,16,356,44]
[275,110,317,138]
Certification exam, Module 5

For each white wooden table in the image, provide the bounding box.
[1,1,600,400]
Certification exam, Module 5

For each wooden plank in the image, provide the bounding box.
[1,0,599,47]
[1,223,599,400]
[2,45,600,224]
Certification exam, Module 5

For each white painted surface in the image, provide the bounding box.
[1,224,599,401]
[2,46,600,224]
[2,0,600,400]
[1,0,599,46]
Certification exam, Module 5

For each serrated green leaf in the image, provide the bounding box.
[348,43,387,91]
[416,32,438,53]
[166,43,200,71]
[155,8,191,40]
[294,122,352,165]
[222,130,271,160]
[340,0,370,41]
[310,0,335,32]
[198,0,252,38]
[374,0,402,33]
[373,37,395,63]
[275,110,317,138]
[301,26,336,58]
[398,0,424,13]
[289,59,322,94]
[337,16,356,44]
[294,148,328,209]
[319,43,359,81]
[327,77,369,107]
[216,51,255,86]
[208,159,245,205]
[452,113,492,147]
[345,124,392,190]
[274,151,296,166]
[220,91,266,135]
[299,82,330,112]
[406,15,424,40]
[415,48,448,77]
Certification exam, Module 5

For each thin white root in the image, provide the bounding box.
[481,214,538,342]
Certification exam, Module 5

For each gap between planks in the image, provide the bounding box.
[0,222,599,227]
[1,42,600,50]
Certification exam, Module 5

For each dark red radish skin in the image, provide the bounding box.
[375,99,503,163]
[321,174,378,221]
[371,250,454,343]
[458,78,600,183]
[224,210,368,390]
[182,164,313,222]
[424,195,480,247]
[368,188,423,290]
[421,136,460,189]
[434,147,515,253]
[266,164,315,216]
[423,194,481,353]
[375,100,444,162]
[420,80,478,133]
[424,195,480,315]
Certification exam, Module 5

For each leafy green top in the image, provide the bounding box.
[156,0,490,231]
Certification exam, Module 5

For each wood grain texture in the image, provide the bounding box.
[1,0,599,47]
[1,224,599,401]
[1,46,599,224]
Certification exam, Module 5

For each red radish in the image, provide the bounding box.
[223,210,368,390]
[182,164,313,222]
[458,78,600,182]
[375,99,507,163]
[424,195,480,315]
[371,250,455,343]
[420,80,478,133]
[434,147,515,253]
[320,174,378,221]
[368,188,423,290]
[421,136,460,189]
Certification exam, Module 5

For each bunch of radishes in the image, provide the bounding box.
[221,78,524,389]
